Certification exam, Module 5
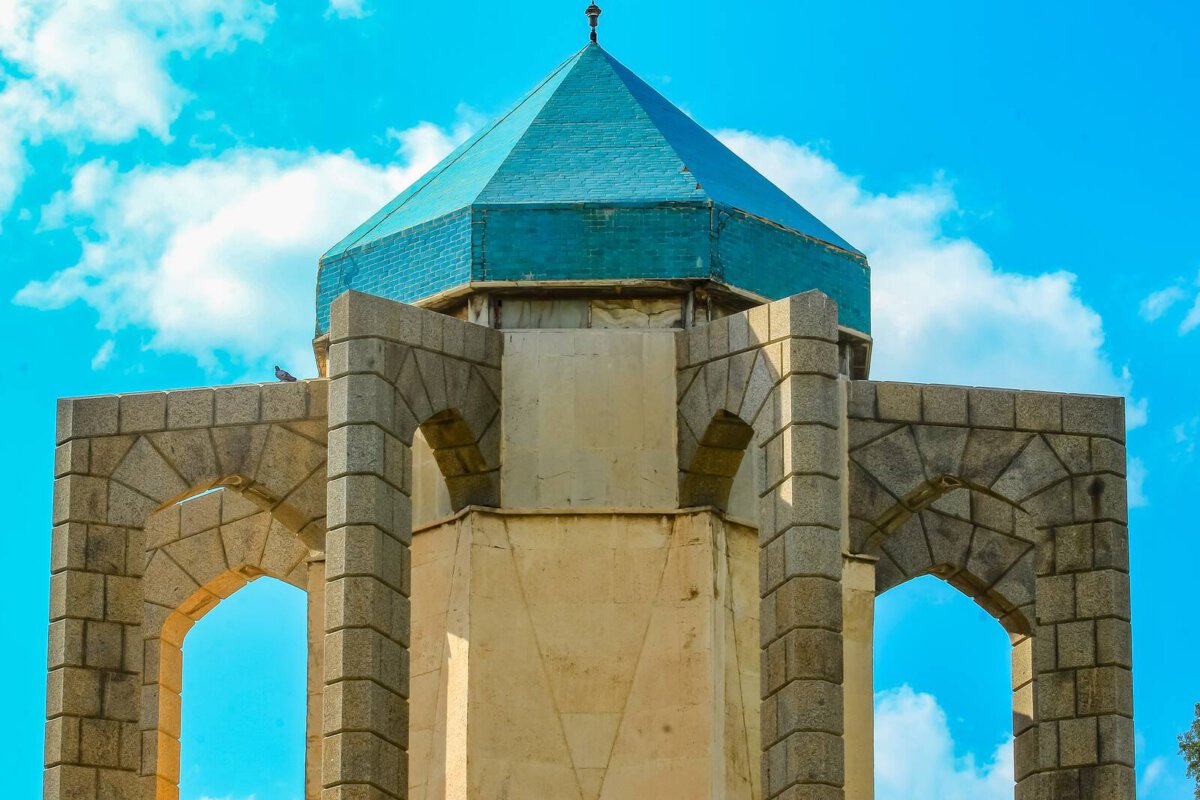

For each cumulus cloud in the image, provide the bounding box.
[717,131,1144,422]
[1140,286,1187,322]
[875,686,1013,800]
[17,117,472,375]
[1140,272,1200,335]
[325,0,369,19]
[0,0,275,218]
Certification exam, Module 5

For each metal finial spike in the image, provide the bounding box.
[586,2,602,43]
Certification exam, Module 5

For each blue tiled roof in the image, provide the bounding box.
[316,43,871,335]
[324,44,858,260]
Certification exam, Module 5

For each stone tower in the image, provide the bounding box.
[45,25,1135,800]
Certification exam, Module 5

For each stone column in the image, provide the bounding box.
[1021,401,1135,799]
[306,557,326,800]
[841,554,876,800]
[324,300,413,799]
[46,398,144,799]
[759,293,847,800]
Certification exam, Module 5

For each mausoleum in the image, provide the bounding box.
[45,8,1135,799]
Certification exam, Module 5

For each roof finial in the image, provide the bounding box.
[585,2,602,43]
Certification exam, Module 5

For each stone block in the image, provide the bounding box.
[1092,523,1128,571]
[1075,570,1130,620]
[707,313,731,358]
[1054,525,1093,573]
[261,380,309,422]
[779,526,842,583]
[769,729,843,794]
[324,627,409,692]
[46,666,101,717]
[992,435,1069,504]
[845,380,875,420]
[1078,763,1136,800]
[58,395,119,443]
[770,679,844,738]
[1095,714,1134,766]
[50,570,104,622]
[769,292,839,343]
[1072,475,1127,524]
[1036,670,1075,720]
[969,388,1016,428]
[769,475,842,537]
[850,426,923,500]
[771,577,842,636]
[1062,395,1124,442]
[165,388,214,429]
[1076,666,1133,717]
[875,382,921,423]
[1056,621,1095,670]
[84,621,123,670]
[325,575,410,648]
[1036,574,1075,624]
[321,730,405,793]
[322,679,408,748]
[782,627,843,684]
[79,717,121,768]
[1058,717,1098,767]
[119,392,167,434]
[104,575,141,625]
[329,373,396,431]
[779,338,839,379]
[1094,618,1132,668]
[1015,392,1063,431]
[214,385,260,426]
[921,384,969,426]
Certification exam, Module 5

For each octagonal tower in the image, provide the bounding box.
[315,41,872,376]
[45,16,1134,800]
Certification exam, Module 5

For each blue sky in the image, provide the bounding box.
[3,0,1197,797]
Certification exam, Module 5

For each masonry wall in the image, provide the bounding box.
[407,510,760,800]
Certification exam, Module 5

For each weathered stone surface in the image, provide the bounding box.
[875,382,921,423]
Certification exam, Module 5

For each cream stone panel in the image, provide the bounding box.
[501,330,678,509]
[405,510,758,800]
[412,427,454,528]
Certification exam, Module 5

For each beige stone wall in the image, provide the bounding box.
[501,330,678,509]
[407,509,759,800]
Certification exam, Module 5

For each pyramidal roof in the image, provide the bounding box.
[325,43,858,260]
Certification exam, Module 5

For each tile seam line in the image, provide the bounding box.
[335,45,588,256]
[600,47,862,257]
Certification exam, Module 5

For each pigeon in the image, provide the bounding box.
[274,365,298,382]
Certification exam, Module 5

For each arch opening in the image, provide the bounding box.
[141,489,314,800]
[872,576,1018,799]
[417,408,497,510]
[851,481,1041,799]
[680,410,755,509]
[176,577,307,800]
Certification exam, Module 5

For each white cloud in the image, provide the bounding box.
[16,117,472,376]
[325,0,368,19]
[1140,286,1187,321]
[90,339,114,370]
[717,131,1145,422]
[1137,753,1194,800]
[0,0,275,218]
[1181,294,1200,335]
[875,686,1013,800]
[1140,271,1200,335]
[1127,457,1148,508]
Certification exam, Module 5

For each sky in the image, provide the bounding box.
[2,0,1197,797]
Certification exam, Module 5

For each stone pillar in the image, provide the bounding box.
[759,294,847,800]
[1020,401,1135,800]
[306,557,326,800]
[841,554,876,800]
[323,299,413,799]
[46,398,143,799]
